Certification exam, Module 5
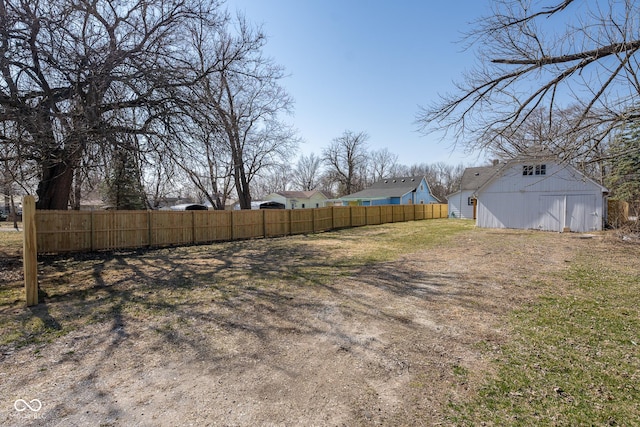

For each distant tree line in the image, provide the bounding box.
[252,130,467,203]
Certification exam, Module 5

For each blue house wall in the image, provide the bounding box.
[342,177,439,206]
[366,179,437,205]
[413,178,439,204]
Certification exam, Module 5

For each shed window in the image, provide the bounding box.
[523,164,546,176]
[467,197,474,206]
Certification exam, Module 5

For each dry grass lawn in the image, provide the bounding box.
[1,219,638,426]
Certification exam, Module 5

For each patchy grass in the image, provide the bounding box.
[302,218,476,266]
[0,219,473,351]
[3,218,638,425]
[447,247,640,426]
[0,227,22,255]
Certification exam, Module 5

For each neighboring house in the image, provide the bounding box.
[448,163,502,219]
[265,190,330,209]
[79,199,108,210]
[470,157,608,232]
[340,176,439,206]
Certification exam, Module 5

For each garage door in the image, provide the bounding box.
[539,195,599,232]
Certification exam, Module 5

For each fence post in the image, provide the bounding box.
[263,209,267,238]
[331,206,335,230]
[147,210,152,247]
[192,211,196,244]
[90,210,95,251]
[23,195,38,306]
[231,211,236,240]
[349,206,353,227]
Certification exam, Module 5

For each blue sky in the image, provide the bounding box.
[226,0,493,167]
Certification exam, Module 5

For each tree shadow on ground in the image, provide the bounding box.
[1,231,529,424]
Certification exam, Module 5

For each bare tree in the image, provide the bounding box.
[322,130,369,197]
[397,162,465,201]
[368,148,400,182]
[293,153,323,191]
[416,0,640,165]
[251,164,293,199]
[182,15,297,209]
[0,0,223,209]
[483,105,609,181]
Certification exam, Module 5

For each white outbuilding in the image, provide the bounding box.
[265,190,330,209]
[447,164,502,219]
[471,157,608,232]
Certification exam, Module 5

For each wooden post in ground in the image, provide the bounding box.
[23,195,38,306]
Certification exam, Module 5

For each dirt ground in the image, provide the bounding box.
[0,225,612,426]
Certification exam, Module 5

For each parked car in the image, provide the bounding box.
[0,210,7,221]
[168,204,208,211]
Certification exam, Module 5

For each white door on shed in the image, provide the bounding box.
[538,195,563,231]
[567,194,599,232]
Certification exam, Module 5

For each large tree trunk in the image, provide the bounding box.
[36,159,75,210]
[233,153,252,209]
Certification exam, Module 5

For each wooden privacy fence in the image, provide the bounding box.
[607,199,629,228]
[22,195,447,305]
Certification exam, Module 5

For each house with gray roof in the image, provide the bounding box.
[265,190,331,209]
[447,164,502,219]
[340,176,439,206]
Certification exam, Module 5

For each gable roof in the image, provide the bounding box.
[475,157,608,195]
[447,164,503,198]
[342,176,426,200]
[459,165,502,191]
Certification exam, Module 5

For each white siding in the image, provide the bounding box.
[448,190,475,219]
[307,194,328,208]
[477,162,606,232]
[482,163,600,193]
[265,193,328,209]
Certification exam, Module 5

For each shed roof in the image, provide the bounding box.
[475,157,608,195]
[459,165,503,191]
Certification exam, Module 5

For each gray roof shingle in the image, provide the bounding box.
[458,166,502,191]
[342,176,425,199]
